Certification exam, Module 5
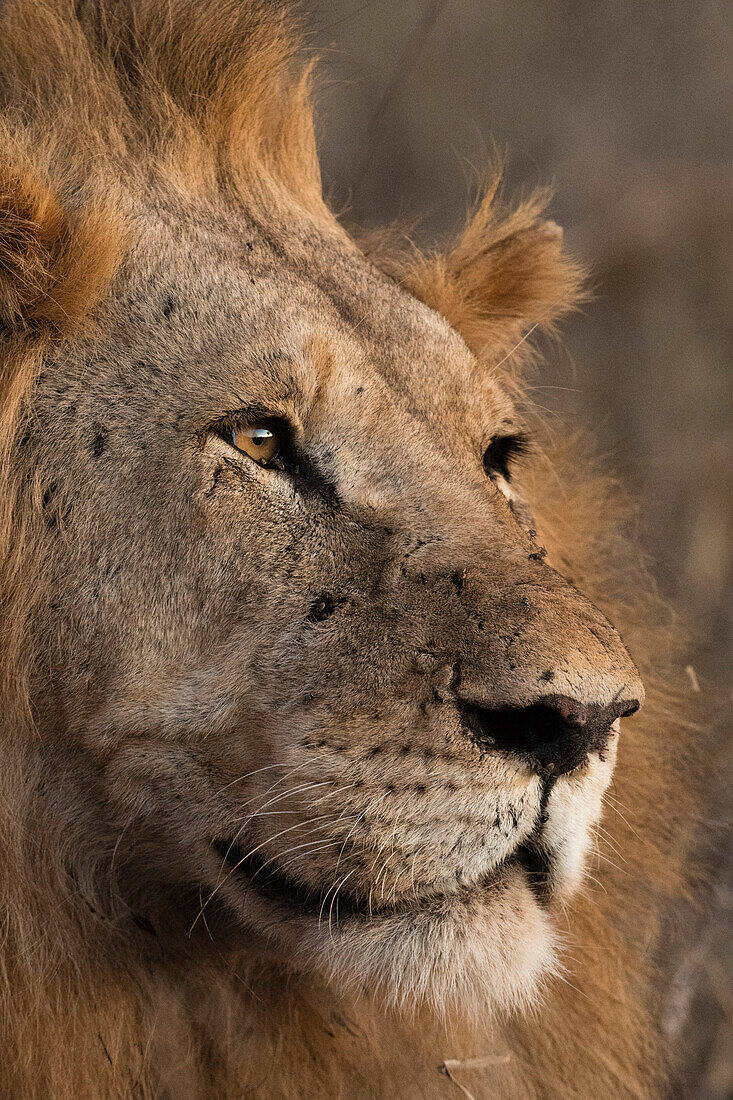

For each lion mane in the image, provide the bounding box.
[0,2,705,1097]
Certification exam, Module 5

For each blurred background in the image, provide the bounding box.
[309,2,731,1096]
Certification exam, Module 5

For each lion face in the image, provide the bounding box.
[33,200,643,1017]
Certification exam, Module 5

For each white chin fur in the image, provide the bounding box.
[242,863,559,1021]
[541,730,619,895]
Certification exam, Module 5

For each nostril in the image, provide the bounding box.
[459,702,573,760]
[550,697,590,728]
[457,693,637,777]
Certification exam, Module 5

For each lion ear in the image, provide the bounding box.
[0,145,122,337]
[377,186,586,359]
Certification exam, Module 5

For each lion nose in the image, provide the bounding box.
[456,693,641,776]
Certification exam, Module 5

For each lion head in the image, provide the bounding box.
[1,3,698,1097]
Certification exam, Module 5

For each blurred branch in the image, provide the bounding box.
[351,0,447,194]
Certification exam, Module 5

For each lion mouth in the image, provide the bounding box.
[213,838,366,918]
[212,834,554,922]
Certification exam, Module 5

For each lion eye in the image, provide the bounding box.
[483,432,537,528]
[483,433,528,482]
[228,424,281,466]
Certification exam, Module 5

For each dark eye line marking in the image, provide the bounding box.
[483,433,530,481]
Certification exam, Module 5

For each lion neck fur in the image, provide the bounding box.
[0,3,703,1097]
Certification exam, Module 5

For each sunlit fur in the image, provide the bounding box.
[0,3,704,1098]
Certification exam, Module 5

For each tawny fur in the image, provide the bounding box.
[0,3,704,1098]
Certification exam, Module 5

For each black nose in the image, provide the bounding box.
[457,693,640,776]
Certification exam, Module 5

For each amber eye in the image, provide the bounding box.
[228,424,281,466]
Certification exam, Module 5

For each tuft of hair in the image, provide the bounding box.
[241,873,560,1023]
[0,133,122,335]
[359,182,586,361]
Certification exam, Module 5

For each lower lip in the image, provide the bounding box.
[214,836,553,921]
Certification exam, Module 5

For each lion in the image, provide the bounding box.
[0,2,704,1097]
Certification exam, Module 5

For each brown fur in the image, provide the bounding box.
[0,3,704,1098]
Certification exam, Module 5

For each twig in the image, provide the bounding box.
[685,664,701,693]
[438,1053,512,1099]
[352,0,447,193]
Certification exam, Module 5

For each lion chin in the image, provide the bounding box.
[211,736,618,1020]
[231,862,558,1019]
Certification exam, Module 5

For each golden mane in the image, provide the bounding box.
[0,3,708,1098]
[0,0,322,208]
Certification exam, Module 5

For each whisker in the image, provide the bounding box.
[332,790,392,878]
[236,759,313,810]
[492,322,540,371]
[212,781,335,889]
[278,841,343,875]
[590,847,626,876]
[241,779,332,819]
[603,795,644,843]
[254,825,344,875]
[216,760,305,796]
[309,782,358,808]
[366,835,394,916]
[410,844,424,901]
[594,824,627,862]
[190,810,342,933]
[327,868,357,942]
[582,871,608,895]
